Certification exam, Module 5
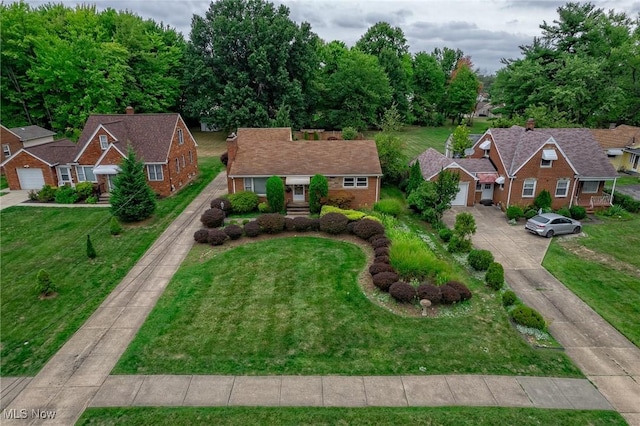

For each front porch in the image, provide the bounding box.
[573,194,612,213]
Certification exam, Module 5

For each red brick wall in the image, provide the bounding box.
[1,127,23,166]
[3,151,57,190]
[162,118,199,196]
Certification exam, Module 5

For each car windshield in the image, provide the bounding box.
[531,215,550,223]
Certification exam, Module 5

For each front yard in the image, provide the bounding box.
[0,157,222,376]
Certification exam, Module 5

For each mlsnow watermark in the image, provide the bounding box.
[2,408,56,420]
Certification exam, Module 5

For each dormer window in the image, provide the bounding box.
[99,135,108,150]
[479,140,491,157]
[177,128,184,145]
[541,149,557,167]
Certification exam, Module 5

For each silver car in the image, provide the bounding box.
[525,213,582,238]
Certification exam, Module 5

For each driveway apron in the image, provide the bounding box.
[445,205,640,425]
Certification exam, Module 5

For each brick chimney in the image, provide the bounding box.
[125,106,134,115]
[226,132,238,171]
[525,118,535,131]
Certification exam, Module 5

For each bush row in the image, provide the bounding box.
[506,204,587,221]
[27,182,97,204]
[501,289,546,330]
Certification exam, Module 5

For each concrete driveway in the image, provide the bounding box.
[444,205,640,425]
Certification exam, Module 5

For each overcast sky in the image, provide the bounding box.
[24,0,640,73]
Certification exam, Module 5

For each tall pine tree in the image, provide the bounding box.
[110,146,156,222]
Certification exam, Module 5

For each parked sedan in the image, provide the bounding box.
[525,213,582,238]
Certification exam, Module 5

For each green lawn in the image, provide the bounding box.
[114,236,580,377]
[607,174,640,188]
[0,157,222,376]
[543,215,640,346]
[77,407,625,426]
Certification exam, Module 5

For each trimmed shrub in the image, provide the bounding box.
[510,305,546,330]
[109,216,123,236]
[194,229,209,243]
[207,229,228,246]
[468,249,494,271]
[371,237,391,249]
[447,235,472,253]
[389,282,417,303]
[369,263,395,275]
[374,199,404,216]
[266,176,285,213]
[86,235,97,259]
[485,262,505,290]
[440,285,461,304]
[220,152,228,166]
[228,191,259,213]
[374,255,390,264]
[37,185,57,202]
[506,205,523,220]
[211,197,233,213]
[417,283,441,304]
[224,224,243,240]
[308,218,321,231]
[502,290,517,307]
[556,207,571,218]
[321,190,355,209]
[36,269,55,296]
[534,189,552,210]
[201,208,225,228]
[86,195,98,204]
[292,216,313,232]
[341,126,358,140]
[446,281,472,301]
[319,212,349,234]
[55,185,78,204]
[284,217,295,231]
[320,205,366,221]
[439,228,453,242]
[374,247,390,257]
[569,205,587,220]
[372,272,399,291]
[258,202,270,213]
[346,221,357,234]
[256,213,285,234]
[75,181,94,200]
[244,221,261,237]
[309,174,329,214]
[524,209,538,219]
[353,219,386,240]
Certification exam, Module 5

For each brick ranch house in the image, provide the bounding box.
[416,120,618,211]
[1,124,56,175]
[225,128,382,210]
[1,108,199,197]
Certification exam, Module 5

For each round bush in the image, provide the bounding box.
[417,283,441,304]
[244,221,261,237]
[341,126,358,140]
[369,263,395,275]
[510,305,545,330]
[220,151,228,165]
[502,290,517,307]
[440,285,461,304]
[445,281,472,301]
[447,235,472,253]
[201,208,226,228]
[373,199,404,216]
[352,219,385,240]
[258,202,270,213]
[55,185,78,204]
[374,247,390,257]
[438,228,453,242]
[569,205,587,220]
[506,205,523,220]
[524,209,537,219]
[346,221,357,234]
[389,282,417,303]
[319,212,349,234]
[284,217,295,231]
[485,262,504,290]
[308,218,321,231]
[193,229,209,244]
[211,197,232,213]
[374,255,390,264]
[556,207,571,218]
[372,271,399,291]
[256,213,285,234]
[224,224,243,240]
[468,249,494,271]
[207,229,228,246]
[75,181,94,200]
[371,238,391,249]
[228,191,259,213]
[292,217,312,232]
[368,233,386,243]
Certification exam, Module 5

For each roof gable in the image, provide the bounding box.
[414,148,480,181]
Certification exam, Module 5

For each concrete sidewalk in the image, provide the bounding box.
[85,374,611,410]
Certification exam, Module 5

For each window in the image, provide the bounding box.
[582,181,599,193]
[343,177,368,188]
[76,166,96,182]
[182,154,186,168]
[555,179,569,197]
[244,177,268,195]
[475,181,482,191]
[2,144,10,157]
[147,164,164,181]
[177,128,184,145]
[484,149,490,158]
[540,159,553,167]
[176,158,180,173]
[189,150,193,164]
[99,135,108,150]
[522,179,536,198]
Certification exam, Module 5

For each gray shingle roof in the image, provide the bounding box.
[8,125,55,141]
[24,139,76,165]
[414,148,496,180]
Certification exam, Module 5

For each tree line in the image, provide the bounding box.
[2,0,637,138]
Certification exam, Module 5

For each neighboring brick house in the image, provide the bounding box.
[412,148,498,206]
[1,124,56,174]
[463,120,618,211]
[1,107,199,196]
[591,124,640,173]
[225,128,382,209]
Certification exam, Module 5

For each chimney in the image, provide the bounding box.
[525,118,535,131]
[125,106,134,115]
[226,132,238,171]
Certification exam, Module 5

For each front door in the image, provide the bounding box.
[58,166,72,186]
[293,185,305,202]
[481,183,493,200]
[107,175,116,192]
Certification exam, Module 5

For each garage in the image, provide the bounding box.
[17,168,45,189]
[451,182,469,206]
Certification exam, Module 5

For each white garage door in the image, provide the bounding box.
[17,168,45,189]
[451,182,469,206]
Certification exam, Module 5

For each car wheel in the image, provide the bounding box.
[573,226,581,234]
[545,230,554,238]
